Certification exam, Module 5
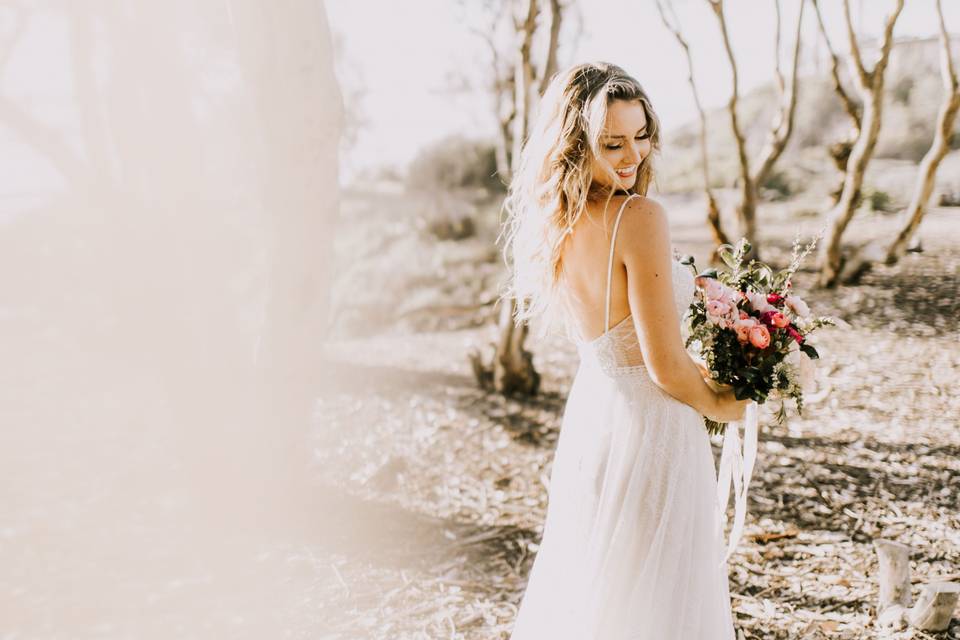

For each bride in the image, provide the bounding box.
[500,62,749,639]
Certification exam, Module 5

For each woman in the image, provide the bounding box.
[501,62,748,639]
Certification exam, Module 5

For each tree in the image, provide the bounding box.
[813,0,905,287]
[466,0,570,186]
[833,0,960,284]
[811,0,863,203]
[467,0,570,397]
[704,0,805,260]
[655,0,730,249]
[883,0,959,265]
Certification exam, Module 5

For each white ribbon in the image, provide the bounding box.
[715,400,758,568]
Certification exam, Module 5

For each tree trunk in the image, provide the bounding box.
[493,299,540,396]
[477,0,568,398]
[707,0,758,255]
[885,0,960,265]
[817,0,904,288]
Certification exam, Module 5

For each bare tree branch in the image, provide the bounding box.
[817,0,905,287]
[511,0,539,174]
[706,0,757,252]
[538,0,562,95]
[812,0,862,130]
[656,0,729,248]
[752,0,805,189]
[842,0,871,90]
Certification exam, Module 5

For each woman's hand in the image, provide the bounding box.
[709,387,750,423]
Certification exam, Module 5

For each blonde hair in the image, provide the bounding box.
[497,61,662,338]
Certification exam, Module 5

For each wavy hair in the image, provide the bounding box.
[497,61,662,337]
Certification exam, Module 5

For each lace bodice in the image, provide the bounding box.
[561,194,697,377]
[578,257,696,376]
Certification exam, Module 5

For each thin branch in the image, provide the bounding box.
[812,0,861,130]
[773,0,785,99]
[872,0,905,90]
[752,0,805,188]
[537,0,562,95]
[841,0,870,90]
[706,0,752,196]
[936,0,959,89]
[656,0,730,246]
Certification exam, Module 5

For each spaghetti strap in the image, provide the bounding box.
[603,194,640,332]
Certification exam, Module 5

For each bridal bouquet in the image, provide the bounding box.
[682,235,834,564]
[681,236,834,436]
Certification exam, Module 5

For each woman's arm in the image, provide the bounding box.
[617,196,723,419]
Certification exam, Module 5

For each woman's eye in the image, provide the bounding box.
[637,133,650,140]
[605,144,622,150]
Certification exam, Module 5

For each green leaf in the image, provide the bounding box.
[734,385,752,400]
[799,344,819,359]
[716,244,736,268]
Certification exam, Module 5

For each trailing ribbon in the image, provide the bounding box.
[715,400,759,568]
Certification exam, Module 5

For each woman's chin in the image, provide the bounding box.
[616,174,638,188]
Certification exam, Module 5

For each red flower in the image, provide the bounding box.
[786,326,804,344]
[767,293,784,305]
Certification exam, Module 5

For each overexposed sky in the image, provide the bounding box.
[326,0,960,181]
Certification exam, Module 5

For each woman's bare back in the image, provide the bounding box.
[560,194,643,343]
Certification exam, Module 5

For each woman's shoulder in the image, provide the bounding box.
[616,195,672,257]
[585,193,665,224]
[619,193,666,217]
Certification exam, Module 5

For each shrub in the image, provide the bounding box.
[406,136,505,194]
[865,188,896,213]
[759,169,794,201]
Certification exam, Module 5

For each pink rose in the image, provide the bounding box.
[706,299,731,324]
[733,322,751,343]
[739,310,749,320]
[770,311,790,328]
[733,317,758,344]
[703,278,725,300]
[748,324,771,349]
[718,287,738,308]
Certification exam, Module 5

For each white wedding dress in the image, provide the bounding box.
[509,195,739,639]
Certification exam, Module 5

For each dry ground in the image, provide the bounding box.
[315,187,959,639]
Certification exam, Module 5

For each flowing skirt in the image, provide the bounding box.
[510,349,736,640]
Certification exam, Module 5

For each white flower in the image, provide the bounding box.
[745,290,774,314]
[785,348,816,392]
[785,294,810,317]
